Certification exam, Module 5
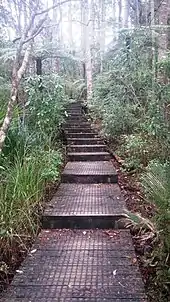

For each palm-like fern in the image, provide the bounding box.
[141,161,170,251]
[141,161,170,220]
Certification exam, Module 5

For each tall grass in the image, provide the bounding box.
[0,149,62,257]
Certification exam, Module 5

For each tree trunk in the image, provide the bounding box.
[84,0,92,100]
[124,0,129,28]
[135,0,140,27]
[151,0,156,97]
[0,43,32,152]
[112,0,116,36]
[36,57,42,75]
[59,0,63,45]
[157,0,170,59]
[81,0,86,58]
[100,0,106,72]
[118,0,122,29]
[90,0,95,71]
[167,14,170,50]
[68,1,73,51]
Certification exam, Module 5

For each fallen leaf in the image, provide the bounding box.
[30,249,37,254]
[16,270,23,274]
[132,257,137,264]
[113,269,117,276]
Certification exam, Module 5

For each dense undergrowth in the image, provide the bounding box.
[88,31,170,301]
[0,74,69,289]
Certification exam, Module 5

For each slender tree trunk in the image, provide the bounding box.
[53,0,59,72]
[68,1,73,51]
[81,0,86,57]
[90,0,95,71]
[124,0,129,28]
[100,0,106,72]
[136,0,140,27]
[36,57,42,75]
[84,0,92,100]
[118,0,122,29]
[112,0,117,41]
[167,14,170,50]
[0,44,32,152]
[151,0,156,97]
[59,0,63,45]
[145,0,148,26]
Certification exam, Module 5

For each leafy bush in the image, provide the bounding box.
[0,73,66,276]
[141,161,170,248]
[1,127,33,164]
[117,134,163,170]
[141,161,170,298]
[0,86,10,125]
[25,74,68,138]
[90,30,170,169]
[65,78,86,100]
[102,102,138,137]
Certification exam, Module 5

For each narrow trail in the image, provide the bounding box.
[2,101,147,301]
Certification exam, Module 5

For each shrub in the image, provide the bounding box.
[25,74,69,138]
[141,160,170,248]
[141,161,170,298]
[102,102,138,137]
[117,134,160,170]
[0,149,63,252]
[0,74,66,275]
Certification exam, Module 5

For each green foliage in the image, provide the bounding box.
[0,149,63,242]
[117,134,165,170]
[142,161,170,246]
[2,127,31,164]
[90,30,170,300]
[158,54,170,79]
[0,73,67,270]
[141,161,170,298]
[25,74,68,138]
[65,78,86,100]
[91,29,170,169]
[103,102,138,136]
[40,149,62,181]
[0,85,10,125]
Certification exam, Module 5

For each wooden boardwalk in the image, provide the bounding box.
[1,101,147,301]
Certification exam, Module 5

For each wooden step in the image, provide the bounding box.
[66,117,88,122]
[61,161,118,183]
[4,230,146,301]
[67,144,106,152]
[66,132,98,138]
[67,138,103,145]
[64,128,93,133]
[68,152,111,161]
[63,121,91,127]
[42,183,126,229]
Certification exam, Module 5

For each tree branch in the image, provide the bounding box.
[23,14,48,44]
[13,0,78,44]
[35,0,77,16]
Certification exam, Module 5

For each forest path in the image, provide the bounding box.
[2,101,147,301]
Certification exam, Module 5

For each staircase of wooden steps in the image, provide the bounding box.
[2,101,147,302]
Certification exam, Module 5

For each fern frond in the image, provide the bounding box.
[121,210,156,235]
[141,161,170,209]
